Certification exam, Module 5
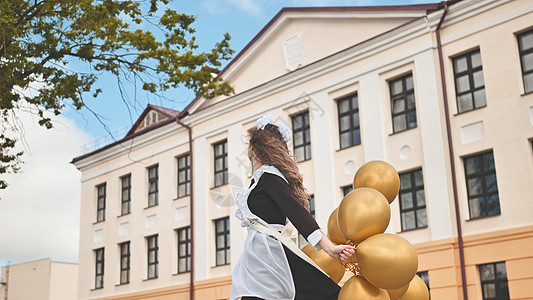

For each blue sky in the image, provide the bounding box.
[1,0,441,268]
[65,0,442,149]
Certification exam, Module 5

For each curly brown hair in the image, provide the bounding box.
[248,123,311,211]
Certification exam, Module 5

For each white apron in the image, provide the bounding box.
[230,165,296,300]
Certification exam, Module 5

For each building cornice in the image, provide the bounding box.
[73,121,187,173]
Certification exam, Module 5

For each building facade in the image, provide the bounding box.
[72,0,533,299]
[0,258,78,300]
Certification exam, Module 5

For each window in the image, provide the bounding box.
[417,271,430,298]
[342,185,353,197]
[96,183,106,222]
[399,169,427,231]
[94,248,104,289]
[464,151,500,219]
[309,195,315,219]
[148,165,158,207]
[177,154,190,197]
[518,29,533,93]
[177,227,191,273]
[121,175,131,215]
[452,49,486,113]
[215,217,230,266]
[119,242,130,284]
[337,94,361,149]
[147,235,158,279]
[390,73,416,133]
[479,262,509,300]
[213,141,228,187]
[292,111,311,162]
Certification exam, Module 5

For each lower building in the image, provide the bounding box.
[0,258,78,300]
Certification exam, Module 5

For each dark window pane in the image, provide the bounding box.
[293,115,303,129]
[339,99,350,113]
[393,115,407,132]
[402,211,415,230]
[454,56,468,73]
[456,75,471,93]
[458,94,474,113]
[416,209,428,227]
[392,99,405,114]
[471,51,482,68]
[352,130,361,145]
[524,73,533,93]
[391,80,403,95]
[474,90,486,108]
[400,173,411,189]
[523,52,533,72]
[339,115,351,131]
[465,156,480,175]
[406,76,414,91]
[473,70,485,88]
[401,192,413,209]
[416,190,426,206]
[340,132,350,149]
[519,31,533,51]
[483,283,496,298]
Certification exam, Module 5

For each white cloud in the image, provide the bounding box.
[0,111,92,266]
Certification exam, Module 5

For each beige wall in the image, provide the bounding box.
[73,0,533,299]
[0,259,77,300]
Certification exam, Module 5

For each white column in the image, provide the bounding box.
[309,91,337,228]
[415,49,454,240]
[227,122,248,271]
[192,136,209,280]
[359,73,387,161]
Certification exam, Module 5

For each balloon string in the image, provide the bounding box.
[340,239,361,276]
[340,261,361,276]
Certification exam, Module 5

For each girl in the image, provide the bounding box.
[231,115,354,300]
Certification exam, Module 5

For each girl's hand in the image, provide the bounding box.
[317,231,355,262]
[326,244,355,262]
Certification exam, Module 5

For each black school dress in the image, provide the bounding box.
[242,171,340,300]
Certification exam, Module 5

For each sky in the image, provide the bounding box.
[0,0,441,267]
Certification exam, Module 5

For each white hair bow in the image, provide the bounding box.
[256,115,291,143]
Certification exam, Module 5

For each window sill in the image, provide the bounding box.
[453,105,487,116]
[90,288,103,291]
[174,195,190,201]
[144,205,158,210]
[211,183,228,190]
[212,263,230,268]
[93,220,105,225]
[115,282,129,286]
[117,213,130,218]
[173,271,190,276]
[466,213,501,221]
[388,126,418,136]
[521,90,533,96]
[295,158,312,164]
[142,277,158,281]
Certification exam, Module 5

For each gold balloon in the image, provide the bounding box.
[353,161,400,204]
[301,244,346,283]
[337,188,391,244]
[387,282,410,299]
[338,275,389,300]
[399,275,429,300]
[328,208,347,244]
[356,233,418,290]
